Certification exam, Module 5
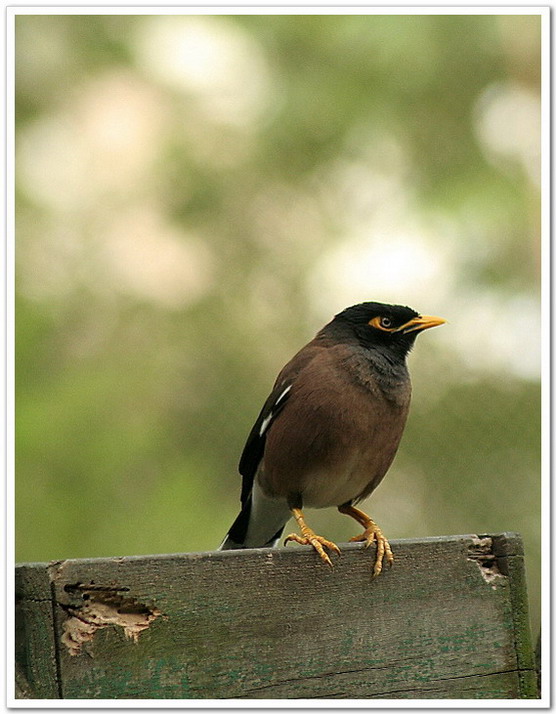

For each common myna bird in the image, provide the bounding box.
[220,302,445,575]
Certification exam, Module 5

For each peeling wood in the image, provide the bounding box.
[467,535,506,586]
[61,594,162,656]
[56,582,162,655]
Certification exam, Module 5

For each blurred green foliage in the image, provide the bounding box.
[15,14,541,633]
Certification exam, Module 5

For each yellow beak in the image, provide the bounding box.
[397,315,446,334]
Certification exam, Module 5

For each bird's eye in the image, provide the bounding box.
[368,315,396,331]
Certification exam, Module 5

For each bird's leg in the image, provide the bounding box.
[338,504,394,576]
[284,508,341,567]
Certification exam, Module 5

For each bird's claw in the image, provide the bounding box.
[350,524,393,576]
[284,532,341,567]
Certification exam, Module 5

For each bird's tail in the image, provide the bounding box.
[219,492,287,550]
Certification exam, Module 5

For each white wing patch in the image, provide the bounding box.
[259,384,292,437]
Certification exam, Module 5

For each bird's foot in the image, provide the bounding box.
[284,507,341,567]
[349,521,393,576]
[338,504,393,576]
[284,531,341,567]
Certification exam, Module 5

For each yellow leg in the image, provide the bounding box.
[284,508,341,567]
[338,504,394,576]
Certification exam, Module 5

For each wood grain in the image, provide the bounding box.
[15,533,538,699]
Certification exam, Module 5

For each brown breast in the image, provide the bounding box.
[259,343,411,508]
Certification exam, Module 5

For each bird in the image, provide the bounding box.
[219,301,445,575]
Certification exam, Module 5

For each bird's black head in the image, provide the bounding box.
[321,301,445,362]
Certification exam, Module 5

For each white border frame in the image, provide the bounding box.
[6,6,550,708]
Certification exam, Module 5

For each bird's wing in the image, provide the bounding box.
[237,341,325,505]
[238,380,292,504]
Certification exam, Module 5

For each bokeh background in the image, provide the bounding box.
[15,13,542,633]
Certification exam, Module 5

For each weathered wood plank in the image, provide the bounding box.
[15,564,60,698]
[490,533,538,698]
[15,533,537,699]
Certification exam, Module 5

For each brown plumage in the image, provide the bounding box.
[220,301,445,575]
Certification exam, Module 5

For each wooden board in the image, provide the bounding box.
[15,533,538,700]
